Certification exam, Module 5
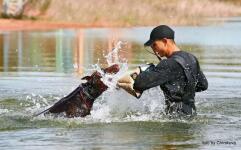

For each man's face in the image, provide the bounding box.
[150,39,167,57]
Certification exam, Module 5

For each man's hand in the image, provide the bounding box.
[117,68,142,98]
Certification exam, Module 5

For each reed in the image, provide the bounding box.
[19,0,241,26]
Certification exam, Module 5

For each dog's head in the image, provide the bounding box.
[38,64,120,118]
[81,64,120,98]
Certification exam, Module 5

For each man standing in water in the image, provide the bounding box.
[118,25,208,116]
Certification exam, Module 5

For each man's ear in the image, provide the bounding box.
[161,38,168,44]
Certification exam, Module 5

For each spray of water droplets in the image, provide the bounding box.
[26,41,167,123]
[86,41,166,122]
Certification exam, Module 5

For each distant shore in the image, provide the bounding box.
[0,19,120,31]
[0,0,241,30]
[0,17,239,31]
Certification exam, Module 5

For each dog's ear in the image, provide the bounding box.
[81,76,92,81]
[81,71,102,82]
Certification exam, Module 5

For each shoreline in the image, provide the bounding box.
[0,0,241,31]
[0,19,122,31]
[0,17,236,31]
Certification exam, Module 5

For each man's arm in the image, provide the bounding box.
[195,60,208,92]
[133,59,178,92]
[195,70,208,92]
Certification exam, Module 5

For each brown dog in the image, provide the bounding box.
[35,64,120,118]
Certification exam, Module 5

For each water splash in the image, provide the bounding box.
[105,41,125,66]
[0,109,9,115]
[23,41,167,123]
[85,41,166,122]
[98,41,128,90]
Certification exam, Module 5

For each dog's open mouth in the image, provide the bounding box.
[35,64,120,118]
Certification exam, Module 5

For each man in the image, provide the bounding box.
[118,25,208,116]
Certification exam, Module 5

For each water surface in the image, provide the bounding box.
[0,21,241,149]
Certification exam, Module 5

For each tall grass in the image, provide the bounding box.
[0,0,2,12]
[23,0,241,26]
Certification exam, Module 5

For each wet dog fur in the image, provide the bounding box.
[35,64,120,118]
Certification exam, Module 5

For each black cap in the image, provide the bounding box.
[144,25,175,46]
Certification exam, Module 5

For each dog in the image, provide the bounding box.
[35,64,120,118]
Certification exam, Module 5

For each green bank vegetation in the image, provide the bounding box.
[2,0,241,26]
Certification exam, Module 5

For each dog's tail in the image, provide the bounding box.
[33,107,51,117]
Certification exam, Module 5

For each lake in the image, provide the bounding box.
[0,20,241,150]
